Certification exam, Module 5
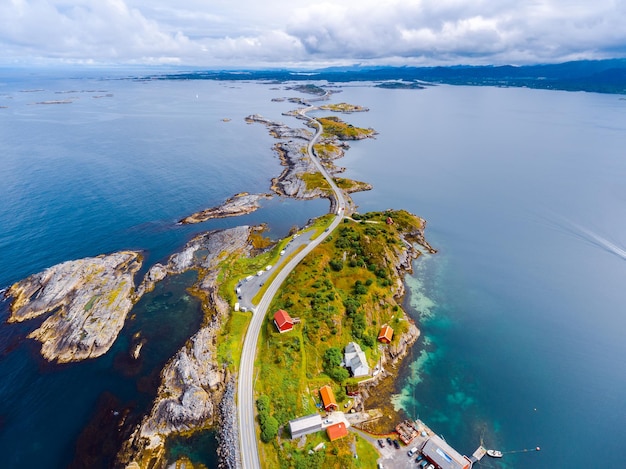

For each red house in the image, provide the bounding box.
[326,422,348,441]
[274,309,294,333]
[378,324,394,344]
[319,385,338,411]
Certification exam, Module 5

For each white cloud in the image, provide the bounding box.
[0,0,625,66]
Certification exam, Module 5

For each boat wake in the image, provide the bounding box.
[545,215,626,261]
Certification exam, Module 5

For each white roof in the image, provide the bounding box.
[344,342,369,377]
[422,435,469,469]
[289,414,323,435]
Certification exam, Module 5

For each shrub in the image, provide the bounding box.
[261,415,279,442]
[329,259,344,271]
[323,347,342,369]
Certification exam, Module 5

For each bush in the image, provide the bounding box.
[261,415,279,443]
[323,347,342,369]
[257,395,270,413]
[328,367,350,383]
[329,259,344,271]
[361,334,375,348]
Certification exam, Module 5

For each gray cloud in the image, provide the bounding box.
[0,0,625,66]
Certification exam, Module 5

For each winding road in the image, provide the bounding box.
[237,104,347,469]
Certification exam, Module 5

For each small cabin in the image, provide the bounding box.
[274,309,294,333]
[326,422,348,441]
[319,385,338,411]
[378,324,394,344]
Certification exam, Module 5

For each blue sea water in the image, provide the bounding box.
[0,70,326,467]
[1,70,625,468]
[334,84,626,468]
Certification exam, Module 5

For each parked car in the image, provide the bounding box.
[416,454,424,462]
[377,439,384,448]
[419,461,429,469]
[386,437,392,446]
[392,440,400,449]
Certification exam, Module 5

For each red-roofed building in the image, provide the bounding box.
[319,385,338,411]
[326,422,348,441]
[378,324,394,344]
[274,309,294,333]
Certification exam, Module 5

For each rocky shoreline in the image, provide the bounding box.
[3,89,435,468]
[118,226,253,469]
[6,251,143,363]
[246,113,372,206]
[178,193,271,225]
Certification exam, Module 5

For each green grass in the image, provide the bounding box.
[319,103,367,113]
[216,311,251,370]
[354,434,380,468]
[313,142,342,159]
[254,210,424,468]
[301,172,332,193]
[318,116,375,140]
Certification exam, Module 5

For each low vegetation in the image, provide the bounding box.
[317,116,376,140]
[254,210,424,468]
[319,103,369,113]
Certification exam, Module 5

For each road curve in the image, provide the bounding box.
[237,105,347,469]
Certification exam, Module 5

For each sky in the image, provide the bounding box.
[1,0,626,68]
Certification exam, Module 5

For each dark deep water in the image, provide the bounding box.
[1,70,625,468]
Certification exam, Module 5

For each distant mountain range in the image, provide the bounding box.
[151,59,626,94]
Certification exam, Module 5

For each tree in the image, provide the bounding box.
[260,415,279,443]
[257,395,270,413]
[323,347,342,369]
[328,367,349,383]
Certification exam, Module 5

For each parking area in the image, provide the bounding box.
[352,430,430,469]
[375,439,427,469]
[235,230,315,312]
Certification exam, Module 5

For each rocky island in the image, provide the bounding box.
[178,192,272,225]
[6,251,142,363]
[246,112,373,207]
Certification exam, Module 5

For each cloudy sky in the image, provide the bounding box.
[1,0,625,68]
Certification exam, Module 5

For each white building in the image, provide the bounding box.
[344,342,370,377]
[289,414,323,439]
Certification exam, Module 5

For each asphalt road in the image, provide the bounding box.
[237,105,347,469]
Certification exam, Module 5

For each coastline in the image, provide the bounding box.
[3,85,434,468]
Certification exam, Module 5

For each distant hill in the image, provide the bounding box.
[150,59,626,94]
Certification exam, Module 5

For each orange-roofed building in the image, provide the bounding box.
[274,309,294,333]
[326,422,348,441]
[378,324,394,344]
[319,385,337,411]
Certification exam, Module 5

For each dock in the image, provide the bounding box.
[470,445,487,464]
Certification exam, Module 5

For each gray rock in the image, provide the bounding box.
[120,226,251,467]
[178,193,272,225]
[7,251,142,363]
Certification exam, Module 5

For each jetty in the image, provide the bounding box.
[379,419,493,469]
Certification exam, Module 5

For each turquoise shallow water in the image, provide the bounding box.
[1,71,626,468]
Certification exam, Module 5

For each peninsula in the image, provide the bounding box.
[3,85,434,469]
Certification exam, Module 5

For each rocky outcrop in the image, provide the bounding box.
[6,251,142,363]
[118,226,251,469]
[216,376,241,469]
[178,193,272,225]
[245,114,312,140]
[270,140,326,199]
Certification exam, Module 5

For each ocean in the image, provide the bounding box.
[1,70,625,468]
